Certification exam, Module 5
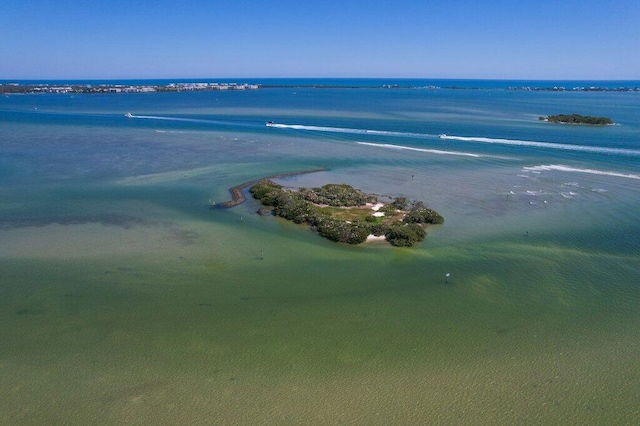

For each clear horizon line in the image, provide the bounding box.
[2,76,639,82]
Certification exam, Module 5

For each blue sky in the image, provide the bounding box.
[1,0,639,79]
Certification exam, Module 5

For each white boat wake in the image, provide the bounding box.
[266,122,436,139]
[357,142,483,158]
[523,165,640,180]
[268,122,640,157]
[441,135,640,156]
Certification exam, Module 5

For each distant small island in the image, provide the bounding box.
[539,114,613,125]
[250,180,443,247]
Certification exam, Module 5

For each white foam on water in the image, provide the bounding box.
[269,123,436,139]
[442,135,640,156]
[129,114,253,128]
[270,122,640,157]
[357,142,483,158]
[130,114,210,123]
[273,123,512,158]
[523,165,640,180]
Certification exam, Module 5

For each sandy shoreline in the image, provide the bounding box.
[365,202,387,242]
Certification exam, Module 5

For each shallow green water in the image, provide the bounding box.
[2,198,638,423]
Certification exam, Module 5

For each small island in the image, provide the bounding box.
[250,180,443,247]
[539,114,613,125]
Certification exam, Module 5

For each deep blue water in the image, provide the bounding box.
[3,81,639,178]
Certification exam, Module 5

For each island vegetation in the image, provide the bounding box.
[250,180,443,247]
[539,114,613,125]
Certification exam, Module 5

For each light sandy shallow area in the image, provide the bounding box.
[0,222,199,259]
[2,320,638,424]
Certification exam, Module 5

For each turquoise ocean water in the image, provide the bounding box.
[1,80,639,424]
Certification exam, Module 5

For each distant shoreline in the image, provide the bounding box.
[2,82,639,94]
[0,82,260,94]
